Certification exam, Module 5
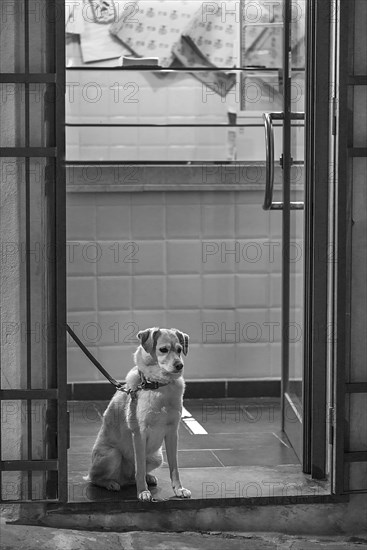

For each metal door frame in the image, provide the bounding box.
[333,0,367,496]
[0,0,355,505]
[263,0,332,479]
[302,0,332,479]
[0,0,67,503]
[279,0,300,459]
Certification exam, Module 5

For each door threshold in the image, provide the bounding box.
[67,463,330,503]
[10,492,350,536]
[45,492,347,514]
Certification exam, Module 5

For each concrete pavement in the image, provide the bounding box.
[1,519,367,550]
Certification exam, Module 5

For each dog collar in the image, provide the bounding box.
[119,371,171,401]
[138,370,171,390]
[125,371,170,402]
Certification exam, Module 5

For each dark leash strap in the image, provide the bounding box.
[66,324,125,391]
[66,324,169,397]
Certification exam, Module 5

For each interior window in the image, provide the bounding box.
[65,0,305,163]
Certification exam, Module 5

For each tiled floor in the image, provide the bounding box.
[67,397,329,502]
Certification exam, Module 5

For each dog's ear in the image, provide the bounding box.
[172,329,189,356]
[137,327,160,354]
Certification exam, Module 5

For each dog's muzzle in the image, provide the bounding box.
[174,362,184,371]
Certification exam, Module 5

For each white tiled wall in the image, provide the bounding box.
[65,30,304,384]
[66,189,304,383]
[66,68,239,162]
[65,59,278,162]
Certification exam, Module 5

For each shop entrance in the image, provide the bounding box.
[1,0,333,506]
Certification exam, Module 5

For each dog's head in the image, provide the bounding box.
[137,327,189,377]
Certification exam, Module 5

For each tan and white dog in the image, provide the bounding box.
[85,327,191,502]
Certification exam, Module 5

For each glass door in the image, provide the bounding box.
[262,0,306,460]
[283,0,306,461]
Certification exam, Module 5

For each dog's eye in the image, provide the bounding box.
[177,347,182,354]
[159,347,169,353]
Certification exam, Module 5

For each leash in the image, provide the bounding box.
[66,324,125,391]
[66,324,168,398]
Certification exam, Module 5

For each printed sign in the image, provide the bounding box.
[89,0,117,24]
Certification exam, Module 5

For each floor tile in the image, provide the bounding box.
[212,446,297,468]
[68,453,92,473]
[66,397,317,503]
[163,450,223,468]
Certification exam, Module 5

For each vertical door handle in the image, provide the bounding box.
[262,112,305,211]
[263,112,284,210]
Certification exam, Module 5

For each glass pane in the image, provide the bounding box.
[241,0,284,68]
[0,84,26,147]
[28,0,55,72]
[0,399,51,460]
[1,398,57,500]
[0,84,56,147]
[240,70,284,111]
[287,6,306,414]
[66,0,240,68]
[1,401,28,461]
[0,158,28,390]
[0,0,25,73]
[0,0,55,73]
[0,158,55,390]
[1,471,49,501]
[29,84,56,147]
[66,69,239,123]
[1,472,26,501]
[67,123,282,162]
[28,158,56,387]
[65,1,248,163]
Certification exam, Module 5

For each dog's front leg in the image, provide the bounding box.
[132,430,152,501]
[165,428,191,499]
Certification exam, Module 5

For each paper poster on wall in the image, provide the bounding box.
[65,0,86,34]
[66,0,239,95]
[110,0,199,67]
[173,36,236,98]
[171,3,237,96]
[178,2,237,68]
[66,0,132,64]
[88,0,117,24]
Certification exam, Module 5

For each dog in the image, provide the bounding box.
[84,327,191,502]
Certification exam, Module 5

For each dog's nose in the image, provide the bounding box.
[175,362,183,371]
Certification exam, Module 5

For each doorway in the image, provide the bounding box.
[0,0,334,506]
[64,0,330,503]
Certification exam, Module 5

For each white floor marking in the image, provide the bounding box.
[181,407,208,435]
[272,432,290,448]
[285,393,303,423]
[211,451,226,467]
[182,417,208,435]
[241,406,256,420]
[181,406,192,419]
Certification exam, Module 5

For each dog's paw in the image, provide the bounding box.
[105,480,121,491]
[174,486,191,498]
[146,474,158,486]
[138,489,153,502]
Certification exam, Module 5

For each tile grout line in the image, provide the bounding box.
[209,450,226,468]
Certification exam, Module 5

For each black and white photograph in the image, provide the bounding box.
[1,1,367,548]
